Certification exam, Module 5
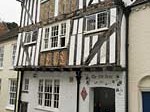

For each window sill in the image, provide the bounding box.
[40,0,49,4]
[6,105,14,111]
[35,106,59,112]
[9,67,15,70]
[22,90,29,93]
[41,47,67,52]
[0,67,3,70]
[24,41,36,46]
[84,27,108,35]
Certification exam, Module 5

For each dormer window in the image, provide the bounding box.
[86,11,109,32]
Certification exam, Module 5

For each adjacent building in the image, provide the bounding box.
[0,22,18,112]
[128,0,150,112]
[14,0,136,112]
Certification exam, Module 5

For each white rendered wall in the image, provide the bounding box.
[21,71,126,112]
[0,39,17,112]
[129,4,150,112]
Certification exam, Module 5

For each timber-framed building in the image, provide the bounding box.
[14,0,135,112]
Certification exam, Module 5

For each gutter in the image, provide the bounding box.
[76,71,82,112]
[128,0,150,8]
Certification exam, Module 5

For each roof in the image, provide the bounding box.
[0,28,18,42]
[130,0,150,7]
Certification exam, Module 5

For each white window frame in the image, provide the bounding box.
[9,79,17,106]
[24,31,37,45]
[85,11,109,34]
[23,78,29,91]
[12,44,17,66]
[41,20,69,51]
[0,46,4,68]
[37,79,60,110]
[43,27,50,49]
[0,79,1,93]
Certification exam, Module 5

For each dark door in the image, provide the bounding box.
[94,87,115,112]
[142,92,150,112]
[20,102,28,112]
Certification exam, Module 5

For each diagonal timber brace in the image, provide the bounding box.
[88,0,94,6]
[84,22,117,65]
[22,2,34,24]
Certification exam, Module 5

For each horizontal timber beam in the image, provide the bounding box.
[14,65,126,72]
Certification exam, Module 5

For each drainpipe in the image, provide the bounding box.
[125,7,131,112]
[14,71,20,112]
[17,70,24,112]
[76,71,82,112]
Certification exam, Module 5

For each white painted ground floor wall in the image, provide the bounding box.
[21,71,126,112]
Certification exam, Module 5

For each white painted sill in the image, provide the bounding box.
[40,0,49,4]
[35,106,59,112]
[6,105,14,111]
[24,41,36,46]
[0,67,3,70]
[83,27,108,35]
[41,47,67,52]
[9,66,15,70]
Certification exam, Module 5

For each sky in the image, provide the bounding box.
[0,0,21,24]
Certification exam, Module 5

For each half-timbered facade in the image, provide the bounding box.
[15,0,135,112]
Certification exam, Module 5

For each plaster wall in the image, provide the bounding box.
[0,39,17,112]
[128,3,150,112]
[21,71,126,112]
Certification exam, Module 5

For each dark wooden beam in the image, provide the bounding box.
[14,65,126,72]
[19,0,114,32]
[84,22,117,65]
[88,0,93,6]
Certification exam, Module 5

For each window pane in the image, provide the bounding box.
[0,79,1,92]
[24,79,29,91]
[9,80,17,105]
[51,25,59,48]
[25,32,32,43]
[38,79,60,108]
[44,28,49,49]
[97,12,108,29]
[32,29,38,41]
[86,15,96,31]
[12,44,17,66]
[54,80,60,108]
[0,47,4,67]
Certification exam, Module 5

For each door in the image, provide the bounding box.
[20,102,28,112]
[94,87,115,112]
[142,92,150,112]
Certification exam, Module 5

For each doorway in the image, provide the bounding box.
[142,92,150,112]
[94,87,115,112]
[19,102,28,112]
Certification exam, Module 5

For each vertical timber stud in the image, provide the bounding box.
[116,5,123,65]
[81,17,86,65]
[17,71,24,112]
[76,71,82,112]
[74,19,79,65]
[67,19,74,65]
